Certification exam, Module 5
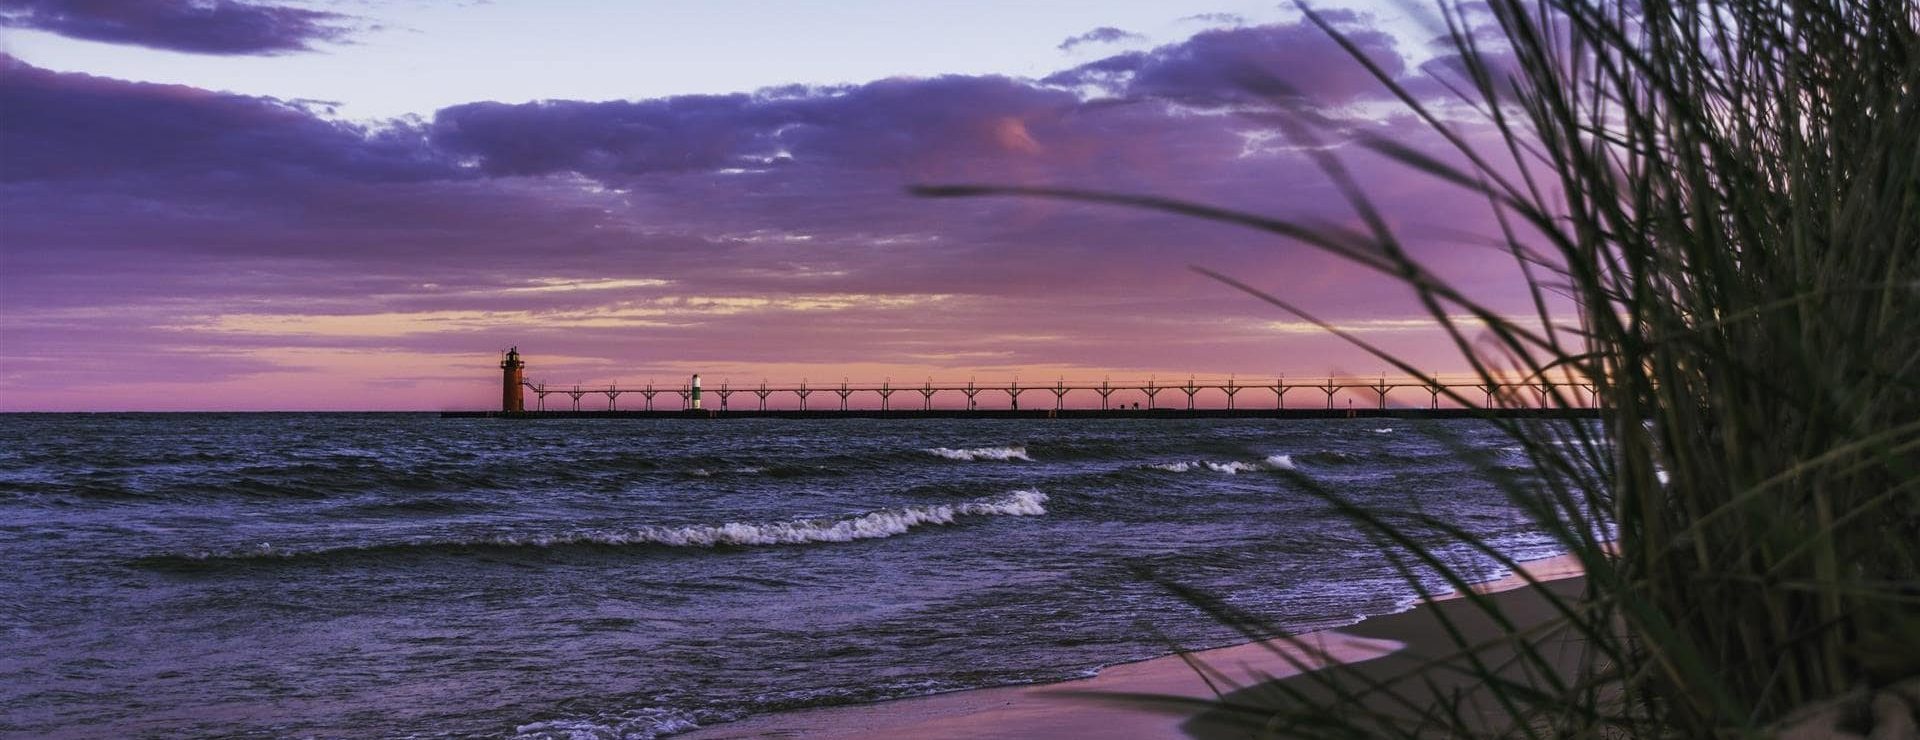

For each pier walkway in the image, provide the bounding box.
[502,375,1599,414]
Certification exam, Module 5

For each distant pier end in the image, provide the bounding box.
[501,347,526,413]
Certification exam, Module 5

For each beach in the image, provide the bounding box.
[684,552,1590,739]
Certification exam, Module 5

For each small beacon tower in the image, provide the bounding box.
[501,347,526,413]
[690,374,703,410]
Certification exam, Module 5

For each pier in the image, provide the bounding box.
[448,349,1601,419]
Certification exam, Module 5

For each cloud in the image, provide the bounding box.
[1262,315,1488,334]
[190,293,959,339]
[0,15,1550,410]
[1178,12,1246,26]
[0,54,447,183]
[427,75,1094,180]
[0,0,357,55]
[1045,19,1406,107]
[1058,26,1144,51]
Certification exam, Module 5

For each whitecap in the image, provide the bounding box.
[1147,455,1293,474]
[924,446,1031,462]
[516,707,700,740]
[168,490,1053,562]
[608,490,1049,547]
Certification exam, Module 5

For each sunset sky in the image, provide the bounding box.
[0,0,1551,411]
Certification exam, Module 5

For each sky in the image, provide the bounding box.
[0,0,1553,411]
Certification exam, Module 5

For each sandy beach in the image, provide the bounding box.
[683,552,1591,739]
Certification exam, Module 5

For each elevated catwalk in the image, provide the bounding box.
[481,350,1601,419]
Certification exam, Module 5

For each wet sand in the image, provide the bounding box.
[682,552,1591,739]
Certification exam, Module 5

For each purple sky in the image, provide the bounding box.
[0,0,1551,411]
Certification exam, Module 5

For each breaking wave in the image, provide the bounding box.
[924,446,1032,462]
[140,490,1049,567]
[1145,454,1295,474]
[516,707,702,740]
[513,678,977,740]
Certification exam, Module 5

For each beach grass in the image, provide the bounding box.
[919,0,1920,735]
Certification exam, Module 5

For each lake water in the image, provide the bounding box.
[0,414,1567,737]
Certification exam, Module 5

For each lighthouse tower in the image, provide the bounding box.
[690,374,703,410]
[500,347,526,413]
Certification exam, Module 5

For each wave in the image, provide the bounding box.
[682,464,838,479]
[1295,450,1358,465]
[10,464,524,505]
[591,454,660,472]
[1025,438,1268,462]
[924,446,1031,462]
[512,676,981,740]
[516,707,702,740]
[340,496,494,515]
[1145,454,1294,475]
[138,490,1049,568]
[686,466,764,477]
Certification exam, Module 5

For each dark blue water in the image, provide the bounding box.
[0,415,1566,737]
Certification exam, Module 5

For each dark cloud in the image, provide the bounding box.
[1045,19,1406,106]
[1057,26,1144,51]
[0,0,356,55]
[0,55,447,182]
[429,94,783,177]
[428,76,1094,181]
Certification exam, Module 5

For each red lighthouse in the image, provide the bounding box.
[500,347,526,412]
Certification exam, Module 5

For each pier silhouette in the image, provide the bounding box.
[446,349,1600,419]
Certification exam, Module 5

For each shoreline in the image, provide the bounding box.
[679,551,1591,739]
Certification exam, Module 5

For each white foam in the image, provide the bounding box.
[925,446,1031,462]
[516,707,700,740]
[1374,427,1394,434]
[175,492,1052,563]
[1147,455,1294,474]
[495,490,1048,549]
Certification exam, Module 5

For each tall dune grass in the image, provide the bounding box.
[920,0,1919,734]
